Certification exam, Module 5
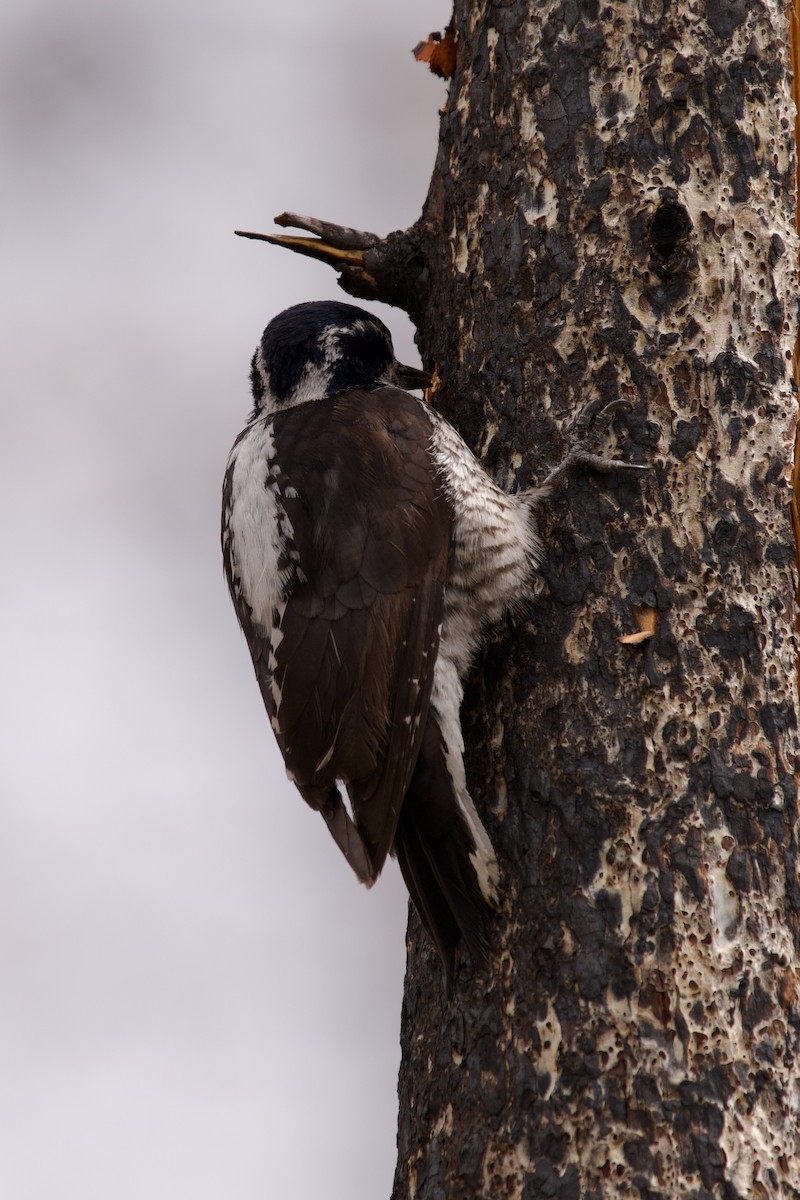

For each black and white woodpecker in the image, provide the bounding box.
[222,300,635,985]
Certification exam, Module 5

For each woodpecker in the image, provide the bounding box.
[222,300,635,986]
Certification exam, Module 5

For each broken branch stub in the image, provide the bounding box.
[234,212,429,321]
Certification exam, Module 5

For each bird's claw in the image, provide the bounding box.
[564,396,631,441]
[541,397,645,492]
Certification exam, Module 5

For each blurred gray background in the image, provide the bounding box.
[0,1,448,1196]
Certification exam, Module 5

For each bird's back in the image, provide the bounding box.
[223,388,453,879]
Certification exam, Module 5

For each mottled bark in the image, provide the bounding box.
[392,2,800,1198]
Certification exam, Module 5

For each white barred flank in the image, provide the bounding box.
[425,403,543,676]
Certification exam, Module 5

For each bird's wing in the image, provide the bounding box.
[237,389,452,882]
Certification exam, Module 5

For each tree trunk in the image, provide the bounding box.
[393,2,800,1197]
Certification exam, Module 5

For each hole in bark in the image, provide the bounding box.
[648,201,693,270]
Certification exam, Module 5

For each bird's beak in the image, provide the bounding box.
[394,361,433,391]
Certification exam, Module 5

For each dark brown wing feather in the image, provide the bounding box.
[236,389,452,882]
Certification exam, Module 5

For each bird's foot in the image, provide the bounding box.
[540,398,647,492]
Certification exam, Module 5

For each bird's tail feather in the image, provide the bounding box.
[393,717,496,990]
[394,822,460,987]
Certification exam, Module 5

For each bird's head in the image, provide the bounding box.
[248,300,431,415]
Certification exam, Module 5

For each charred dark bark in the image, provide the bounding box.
[249,1,800,1195]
